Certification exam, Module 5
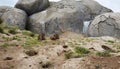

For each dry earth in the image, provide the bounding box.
[0,27,120,69]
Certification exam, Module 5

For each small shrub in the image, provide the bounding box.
[1,43,17,47]
[116,45,120,51]
[0,24,18,34]
[96,51,111,57]
[0,27,4,33]
[11,36,21,41]
[1,43,10,47]
[65,51,74,59]
[8,29,17,34]
[0,18,3,24]
[107,40,115,43]
[22,30,35,37]
[65,47,90,59]
[23,38,40,47]
[74,47,90,54]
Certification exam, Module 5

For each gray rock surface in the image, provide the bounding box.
[28,0,86,35]
[15,0,50,15]
[0,6,27,29]
[27,0,112,35]
[88,13,120,39]
[80,0,112,21]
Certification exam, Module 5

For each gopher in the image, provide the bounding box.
[38,33,46,40]
[50,33,59,40]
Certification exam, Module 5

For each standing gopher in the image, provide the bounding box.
[50,33,59,40]
[38,33,46,40]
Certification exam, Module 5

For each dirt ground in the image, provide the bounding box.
[0,32,120,69]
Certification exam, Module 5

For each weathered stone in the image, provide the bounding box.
[15,0,50,15]
[80,0,112,20]
[0,6,27,29]
[28,0,85,35]
[88,13,120,39]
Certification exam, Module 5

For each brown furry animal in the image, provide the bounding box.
[50,33,59,40]
[38,33,46,40]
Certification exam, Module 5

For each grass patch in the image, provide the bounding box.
[0,18,3,24]
[65,51,75,59]
[11,36,21,41]
[0,24,18,34]
[8,29,18,34]
[96,51,111,57]
[22,30,35,37]
[107,40,115,44]
[0,26,4,33]
[2,36,21,41]
[23,36,41,47]
[1,43,10,47]
[65,47,90,59]
[74,47,90,54]
[1,43,18,47]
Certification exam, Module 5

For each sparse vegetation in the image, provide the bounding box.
[1,43,18,47]
[117,45,120,49]
[22,30,35,37]
[8,29,17,34]
[96,51,111,57]
[0,24,42,47]
[10,36,21,41]
[0,24,18,34]
[0,18,3,24]
[65,47,90,59]
[107,40,115,44]
[1,43,10,47]
[65,51,75,59]
[23,37,41,47]
[0,27,4,33]
[0,20,120,69]
[74,47,90,54]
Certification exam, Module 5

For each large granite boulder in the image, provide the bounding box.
[0,6,27,29]
[28,0,86,35]
[88,13,120,39]
[27,0,112,35]
[80,0,113,21]
[15,0,50,15]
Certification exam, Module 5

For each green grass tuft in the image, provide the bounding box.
[74,47,90,54]
[22,30,35,37]
[96,51,111,57]
[8,29,18,34]
[0,27,4,33]
[107,40,115,44]
[65,51,74,59]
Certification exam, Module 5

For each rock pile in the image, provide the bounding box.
[0,0,116,37]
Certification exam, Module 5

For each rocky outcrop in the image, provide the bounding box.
[27,0,112,35]
[80,0,113,21]
[15,0,50,15]
[88,13,120,39]
[0,0,113,35]
[28,0,86,35]
[0,6,27,29]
